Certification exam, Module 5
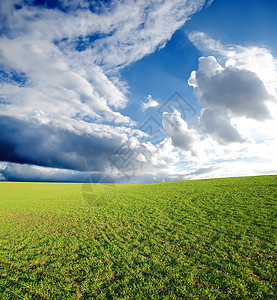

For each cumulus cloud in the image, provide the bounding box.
[189,56,272,121]
[188,31,277,97]
[107,136,181,181]
[141,95,159,112]
[184,32,277,179]
[199,109,245,144]
[162,110,198,154]
[188,47,277,146]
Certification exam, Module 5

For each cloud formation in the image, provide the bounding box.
[188,31,277,97]
[185,32,277,178]
[0,115,127,172]
[188,33,277,148]
[199,109,244,144]
[189,56,272,121]
[1,3,276,182]
[0,163,92,182]
[0,0,209,181]
[141,95,159,112]
[162,110,198,154]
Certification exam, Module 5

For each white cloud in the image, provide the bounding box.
[0,3,207,121]
[162,110,199,155]
[189,56,272,121]
[84,0,209,71]
[0,0,209,125]
[188,31,277,97]
[186,32,277,179]
[0,37,131,124]
[141,95,159,112]
[199,109,245,144]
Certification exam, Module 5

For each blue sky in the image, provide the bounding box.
[0,0,277,182]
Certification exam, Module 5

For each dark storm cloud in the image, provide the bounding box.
[199,109,245,144]
[0,163,91,182]
[0,116,121,172]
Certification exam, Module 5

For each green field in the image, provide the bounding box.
[0,175,276,299]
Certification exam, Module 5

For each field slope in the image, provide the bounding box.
[0,175,276,299]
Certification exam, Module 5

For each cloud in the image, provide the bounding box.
[84,0,210,71]
[189,56,272,121]
[183,165,218,179]
[0,163,92,182]
[188,32,277,150]
[0,114,183,182]
[162,110,198,154]
[141,95,159,112]
[199,109,245,144]
[0,37,131,124]
[107,136,181,181]
[0,0,210,181]
[188,31,277,97]
[0,115,138,172]
[183,32,277,180]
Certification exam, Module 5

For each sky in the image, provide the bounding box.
[0,0,277,183]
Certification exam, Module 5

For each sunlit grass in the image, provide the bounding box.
[0,175,276,299]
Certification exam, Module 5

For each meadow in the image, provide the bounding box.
[0,175,276,299]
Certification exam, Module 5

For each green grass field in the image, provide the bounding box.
[0,175,276,299]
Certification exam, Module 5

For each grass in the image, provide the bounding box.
[0,175,276,299]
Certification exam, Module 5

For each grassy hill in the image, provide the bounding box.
[0,175,276,299]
